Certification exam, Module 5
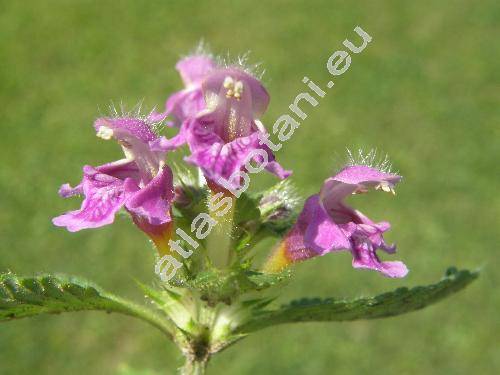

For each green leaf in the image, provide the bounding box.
[135,280,198,336]
[0,272,175,338]
[244,270,291,290]
[236,268,479,334]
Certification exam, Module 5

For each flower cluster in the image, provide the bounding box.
[53,48,407,278]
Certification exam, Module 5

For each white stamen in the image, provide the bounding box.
[96,126,114,140]
[381,183,392,193]
[223,76,234,89]
[234,81,243,90]
[375,181,396,195]
[223,76,244,100]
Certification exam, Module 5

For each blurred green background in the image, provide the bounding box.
[1,0,498,374]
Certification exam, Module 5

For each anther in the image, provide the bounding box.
[96,126,114,140]
[223,76,234,89]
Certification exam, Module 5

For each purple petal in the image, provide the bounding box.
[282,226,318,262]
[201,68,270,142]
[321,165,401,210]
[58,160,139,199]
[149,134,186,152]
[154,55,215,126]
[279,162,407,277]
[165,87,206,126]
[58,183,83,198]
[264,161,292,180]
[96,159,141,181]
[185,132,263,190]
[185,114,223,149]
[94,117,157,143]
[125,166,174,225]
[149,120,191,151]
[185,141,249,189]
[93,118,165,184]
[351,240,408,278]
[334,165,401,186]
[181,114,291,188]
[302,195,351,254]
[176,55,216,86]
[203,68,270,117]
[146,110,169,123]
[356,221,395,251]
[52,166,129,232]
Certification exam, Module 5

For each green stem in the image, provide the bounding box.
[206,195,235,268]
[181,357,208,375]
[109,296,175,337]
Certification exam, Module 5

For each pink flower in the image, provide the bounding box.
[264,164,408,278]
[53,117,174,235]
[149,54,216,126]
[151,65,291,189]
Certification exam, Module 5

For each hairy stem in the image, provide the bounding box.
[206,193,235,268]
[181,357,208,375]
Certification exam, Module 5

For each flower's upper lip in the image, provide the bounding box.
[201,67,270,117]
[319,165,401,210]
[94,117,158,144]
[333,165,401,186]
[176,54,216,86]
[320,177,399,204]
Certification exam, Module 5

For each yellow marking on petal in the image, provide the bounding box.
[262,241,291,273]
[132,215,175,258]
[149,222,176,258]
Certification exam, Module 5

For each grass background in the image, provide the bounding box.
[0,0,498,374]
